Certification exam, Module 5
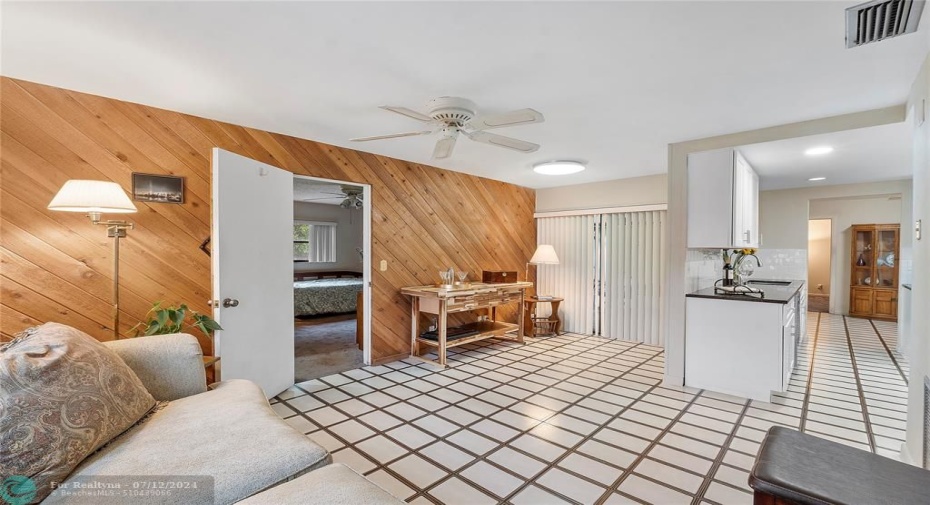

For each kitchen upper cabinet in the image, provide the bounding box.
[687,148,760,248]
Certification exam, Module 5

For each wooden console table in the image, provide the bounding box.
[402,281,532,367]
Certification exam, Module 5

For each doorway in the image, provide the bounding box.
[211,148,372,398]
[292,176,369,383]
[808,218,832,312]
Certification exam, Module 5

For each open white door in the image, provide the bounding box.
[212,148,294,398]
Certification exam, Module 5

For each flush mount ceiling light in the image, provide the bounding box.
[804,146,834,156]
[533,160,586,175]
[809,177,827,181]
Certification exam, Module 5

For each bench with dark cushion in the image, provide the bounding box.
[749,426,930,505]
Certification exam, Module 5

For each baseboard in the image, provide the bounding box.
[900,441,917,466]
[372,352,409,366]
[663,374,685,388]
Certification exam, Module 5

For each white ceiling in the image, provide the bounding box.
[2,1,928,189]
[740,121,913,190]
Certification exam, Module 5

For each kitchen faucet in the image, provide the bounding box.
[733,253,762,286]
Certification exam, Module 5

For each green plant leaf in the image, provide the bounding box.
[144,320,161,336]
[132,301,221,339]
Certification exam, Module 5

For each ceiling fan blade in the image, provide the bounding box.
[432,134,457,160]
[350,130,433,142]
[379,106,433,122]
[465,131,539,153]
[467,108,544,131]
[300,196,342,201]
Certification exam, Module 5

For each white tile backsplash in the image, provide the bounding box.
[686,249,724,292]
[752,249,807,281]
[686,248,807,293]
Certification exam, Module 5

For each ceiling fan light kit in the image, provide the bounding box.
[533,160,586,175]
[301,184,364,208]
[352,96,544,160]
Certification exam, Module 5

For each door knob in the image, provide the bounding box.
[207,300,219,307]
[223,298,240,308]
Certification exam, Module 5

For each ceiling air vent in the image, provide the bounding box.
[846,0,925,48]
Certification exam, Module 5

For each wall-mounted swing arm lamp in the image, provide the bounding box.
[48,180,137,339]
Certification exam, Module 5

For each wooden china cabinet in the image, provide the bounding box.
[849,224,900,321]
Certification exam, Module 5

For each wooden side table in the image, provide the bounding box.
[523,297,563,337]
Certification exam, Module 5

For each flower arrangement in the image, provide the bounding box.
[722,248,758,266]
[722,248,760,285]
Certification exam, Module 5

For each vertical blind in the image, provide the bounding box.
[536,210,667,346]
[536,215,599,335]
[294,221,337,263]
[600,211,667,346]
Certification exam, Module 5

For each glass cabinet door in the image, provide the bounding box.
[875,227,898,288]
[853,228,873,287]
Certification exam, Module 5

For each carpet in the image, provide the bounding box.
[808,294,830,313]
[294,313,364,383]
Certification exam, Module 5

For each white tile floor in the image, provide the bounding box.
[273,312,908,504]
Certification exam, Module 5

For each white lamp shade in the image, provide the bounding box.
[529,244,559,265]
[48,180,137,214]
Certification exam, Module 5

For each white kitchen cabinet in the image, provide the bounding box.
[687,148,760,248]
[685,289,801,402]
[782,299,797,392]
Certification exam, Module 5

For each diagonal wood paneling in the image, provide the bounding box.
[0,77,536,362]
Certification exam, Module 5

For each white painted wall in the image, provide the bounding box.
[293,201,363,272]
[759,179,912,249]
[536,173,667,212]
[808,219,832,295]
[905,52,930,468]
[809,195,904,314]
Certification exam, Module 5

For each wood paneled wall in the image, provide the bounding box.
[0,77,536,362]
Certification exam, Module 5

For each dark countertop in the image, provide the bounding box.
[687,279,805,305]
[903,283,912,290]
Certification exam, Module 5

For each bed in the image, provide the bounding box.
[294,271,363,317]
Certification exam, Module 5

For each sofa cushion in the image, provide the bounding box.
[237,463,404,505]
[0,323,156,502]
[44,379,331,505]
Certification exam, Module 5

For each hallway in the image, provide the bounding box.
[782,312,909,459]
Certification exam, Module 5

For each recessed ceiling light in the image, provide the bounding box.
[808,177,826,181]
[804,146,834,156]
[533,160,586,175]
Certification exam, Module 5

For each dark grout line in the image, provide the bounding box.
[690,398,751,505]
[842,316,877,453]
[799,312,822,433]
[274,313,907,504]
[593,391,707,504]
[287,333,664,504]
[868,319,908,386]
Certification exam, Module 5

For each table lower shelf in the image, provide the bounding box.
[415,321,520,349]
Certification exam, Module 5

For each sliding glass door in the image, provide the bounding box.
[537,210,667,346]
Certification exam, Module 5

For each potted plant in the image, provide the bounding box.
[128,302,222,338]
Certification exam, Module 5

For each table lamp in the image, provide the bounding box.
[48,180,137,338]
[526,244,560,290]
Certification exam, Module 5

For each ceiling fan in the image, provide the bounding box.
[351,96,544,160]
[301,184,364,209]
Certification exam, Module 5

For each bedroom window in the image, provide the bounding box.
[294,221,337,263]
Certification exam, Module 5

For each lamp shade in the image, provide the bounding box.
[48,180,137,214]
[529,244,559,265]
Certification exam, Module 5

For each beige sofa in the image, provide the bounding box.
[42,333,400,505]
